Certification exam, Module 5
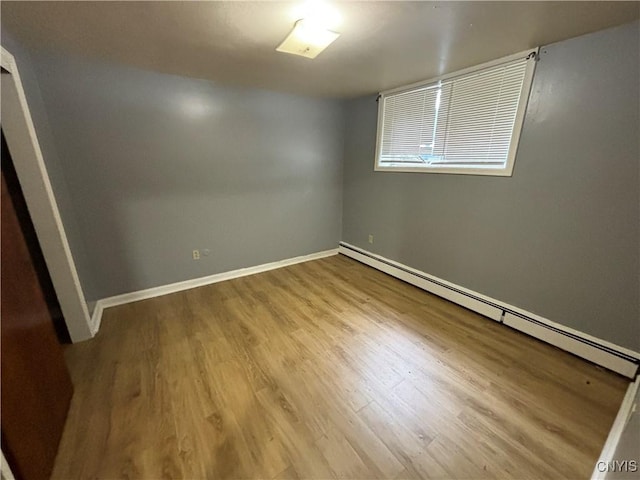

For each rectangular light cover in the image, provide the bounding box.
[276,19,340,59]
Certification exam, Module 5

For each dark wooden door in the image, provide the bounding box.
[1,171,73,480]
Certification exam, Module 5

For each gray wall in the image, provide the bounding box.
[24,52,344,301]
[342,22,640,351]
[1,33,97,308]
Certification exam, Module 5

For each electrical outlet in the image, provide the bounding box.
[203,249,210,257]
[192,249,200,260]
[368,234,374,244]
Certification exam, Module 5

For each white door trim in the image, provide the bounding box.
[1,450,16,480]
[591,376,640,479]
[1,46,93,342]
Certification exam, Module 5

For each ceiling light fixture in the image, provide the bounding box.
[276,19,340,59]
[277,1,341,60]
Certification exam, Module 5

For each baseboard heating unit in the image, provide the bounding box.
[338,242,639,379]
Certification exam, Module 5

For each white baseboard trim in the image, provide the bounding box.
[592,376,640,479]
[89,248,339,335]
[338,242,639,378]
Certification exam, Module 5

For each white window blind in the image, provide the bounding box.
[376,49,537,176]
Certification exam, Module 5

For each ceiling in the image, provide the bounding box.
[2,1,638,98]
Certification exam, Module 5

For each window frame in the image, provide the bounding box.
[374,48,539,177]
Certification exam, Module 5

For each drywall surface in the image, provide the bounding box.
[342,21,639,351]
[26,52,344,300]
[1,32,97,311]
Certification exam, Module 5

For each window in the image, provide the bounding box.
[375,49,538,176]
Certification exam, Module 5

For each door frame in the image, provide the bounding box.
[1,450,16,480]
[1,46,93,342]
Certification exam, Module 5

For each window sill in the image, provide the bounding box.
[374,165,514,177]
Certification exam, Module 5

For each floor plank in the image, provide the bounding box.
[52,254,628,479]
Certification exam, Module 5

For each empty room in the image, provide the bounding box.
[1,1,639,479]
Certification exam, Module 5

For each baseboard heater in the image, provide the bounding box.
[338,242,639,379]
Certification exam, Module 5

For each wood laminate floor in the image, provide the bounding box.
[53,255,628,479]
